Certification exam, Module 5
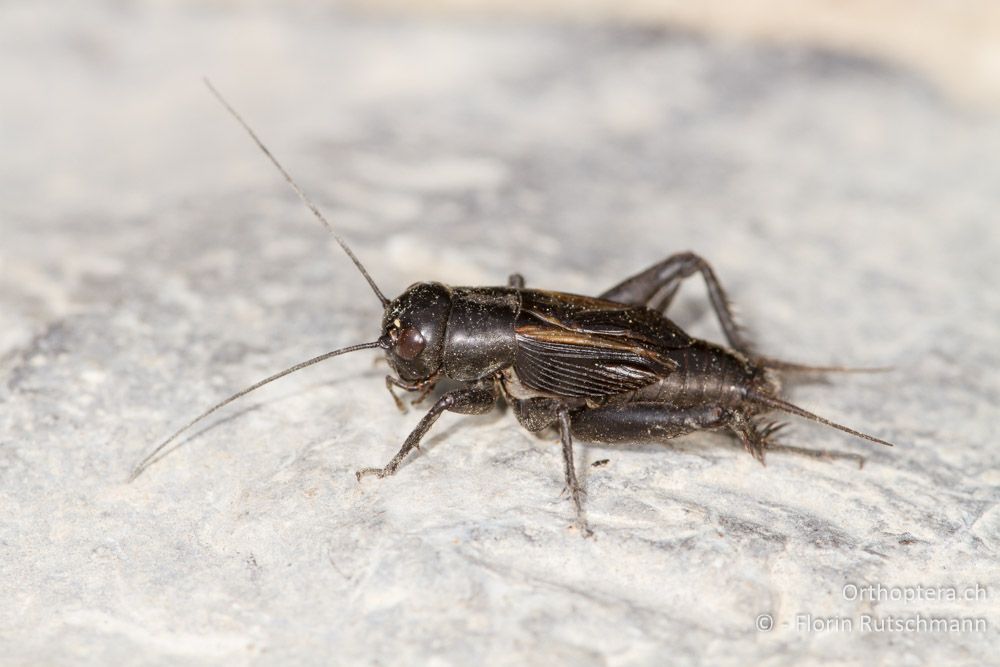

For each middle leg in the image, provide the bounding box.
[508,396,592,535]
[384,373,439,412]
[557,407,592,537]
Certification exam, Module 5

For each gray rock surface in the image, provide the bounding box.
[2,3,999,665]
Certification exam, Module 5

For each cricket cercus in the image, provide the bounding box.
[130,81,896,536]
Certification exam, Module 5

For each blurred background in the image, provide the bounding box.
[2,2,999,665]
[364,0,1000,107]
[3,0,998,353]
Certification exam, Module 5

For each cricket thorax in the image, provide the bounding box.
[442,287,521,381]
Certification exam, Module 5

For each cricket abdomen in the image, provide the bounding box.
[634,342,763,409]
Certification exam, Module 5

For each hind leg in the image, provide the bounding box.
[568,397,874,475]
[729,415,783,465]
[557,407,592,537]
[600,254,883,373]
[571,403,861,468]
[729,415,865,468]
[768,443,865,469]
[599,252,751,353]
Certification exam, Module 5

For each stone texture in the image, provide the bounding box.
[2,3,999,665]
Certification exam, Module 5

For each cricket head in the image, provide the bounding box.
[380,282,452,382]
[130,81,433,482]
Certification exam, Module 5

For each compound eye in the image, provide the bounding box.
[395,326,426,361]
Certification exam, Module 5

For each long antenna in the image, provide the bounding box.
[750,392,895,448]
[129,340,383,481]
[204,78,389,306]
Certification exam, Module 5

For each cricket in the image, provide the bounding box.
[130,81,896,536]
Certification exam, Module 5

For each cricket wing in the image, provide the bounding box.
[513,321,679,398]
[518,289,693,350]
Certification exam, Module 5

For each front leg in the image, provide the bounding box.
[385,373,439,412]
[355,381,498,481]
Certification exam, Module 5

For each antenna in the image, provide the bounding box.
[204,78,389,306]
[129,340,384,481]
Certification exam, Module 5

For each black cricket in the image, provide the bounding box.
[130,82,895,535]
